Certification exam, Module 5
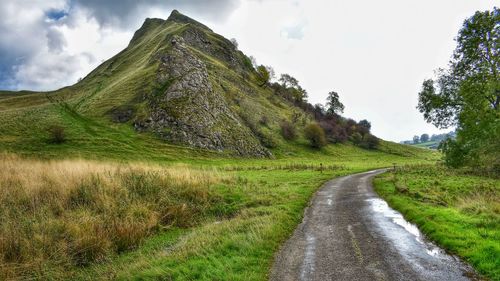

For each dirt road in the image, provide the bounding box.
[270,170,480,281]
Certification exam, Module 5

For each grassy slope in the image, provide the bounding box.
[374,166,499,281]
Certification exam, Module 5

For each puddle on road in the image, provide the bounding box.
[366,198,443,257]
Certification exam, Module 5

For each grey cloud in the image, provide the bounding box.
[0,1,53,89]
[72,0,241,29]
[47,28,67,53]
[14,52,89,90]
[0,0,241,90]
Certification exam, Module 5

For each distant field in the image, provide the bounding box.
[374,165,500,281]
[411,141,439,149]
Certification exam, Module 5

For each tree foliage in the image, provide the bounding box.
[273,74,308,103]
[304,123,327,148]
[326,91,345,115]
[256,65,274,87]
[230,38,238,49]
[417,7,500,171]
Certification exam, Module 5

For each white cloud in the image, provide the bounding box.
[207,0,498,141]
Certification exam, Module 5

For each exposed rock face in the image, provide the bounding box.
[180,27,248,74]
[135,36,270,157]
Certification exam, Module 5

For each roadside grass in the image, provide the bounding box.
[373,165,500,281]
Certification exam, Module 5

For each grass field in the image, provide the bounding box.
[374,165,500,281]
[0,143,436,280]
[411,141,439,149]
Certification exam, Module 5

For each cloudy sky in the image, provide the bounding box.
[0,0,497,141]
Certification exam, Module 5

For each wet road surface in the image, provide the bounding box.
[270,170,481,281]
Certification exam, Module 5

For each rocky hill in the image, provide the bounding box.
[1,10,306,157]
[83,10,277,156]
[0,10,408,159]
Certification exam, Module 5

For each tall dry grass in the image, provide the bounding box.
[0,154,230,279]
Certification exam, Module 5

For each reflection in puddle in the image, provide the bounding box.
[366,198,442,257]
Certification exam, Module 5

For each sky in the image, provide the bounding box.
[0,0,497,142]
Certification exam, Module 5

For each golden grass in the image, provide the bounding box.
[0,154,229,280]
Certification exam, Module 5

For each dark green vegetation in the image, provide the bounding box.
[376,7,500,281]
[417,7,499,173]
[374,165,500,281]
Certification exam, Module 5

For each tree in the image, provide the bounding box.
[256,65,274,87]
[413,135,420,144]
[326,91,345,115]
[417,7,499,170]
[304,123,327,148]
[420,133,429,142]
[249,55,257,68]
[276,74,308,103]
[230,38,238,49]
[279,74,299,89]
[357,119,371,136]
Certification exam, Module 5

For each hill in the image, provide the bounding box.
[0,10,435,161]
[0,10,310,157]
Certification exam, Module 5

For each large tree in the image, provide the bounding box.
[417,7,499,170]
[420,133,429,142]
[326,91,345,115]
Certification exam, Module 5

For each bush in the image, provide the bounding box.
[48,125,66,144]
[280,120,297,140]
[360,134,379,149]
[304,123,327,148]
[259,115,269,126]
[350,132,362,145]
[257,130,278,148]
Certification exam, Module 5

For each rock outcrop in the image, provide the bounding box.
[135,35,270,157]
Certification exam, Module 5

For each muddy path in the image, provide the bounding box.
[270,170,481,281]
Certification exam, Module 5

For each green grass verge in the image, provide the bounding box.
[373,165,499,281]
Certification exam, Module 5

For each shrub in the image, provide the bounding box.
[48,125,66,144]
[257,130,278,148]
[361,134,379,149]
[280,120,297,140]
[350,132,363,145]
[304,123,327,148]
[259,115,269,126]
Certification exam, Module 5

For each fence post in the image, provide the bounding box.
[393,163,396,171]
[320,163,323,173]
